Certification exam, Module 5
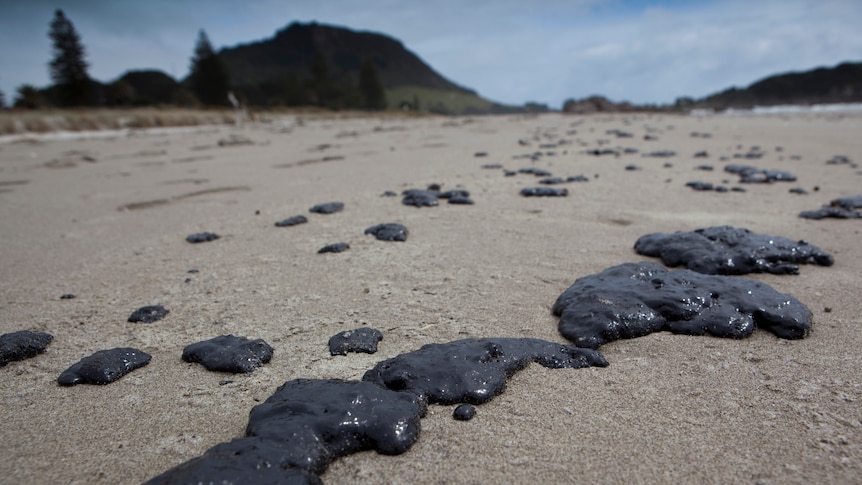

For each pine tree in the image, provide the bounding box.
[309,52,331,107]
[48,9,92,106]
[359,59,387,111]
[188,30,230,106]
[283,72,305,106]
[0,89,6,109]
[14,85,45,109]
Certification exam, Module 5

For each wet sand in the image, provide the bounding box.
[1,112,861,484]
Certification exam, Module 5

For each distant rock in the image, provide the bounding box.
[562,95,635,114]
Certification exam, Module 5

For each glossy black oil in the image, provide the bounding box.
[724,164,797,183]
[309,202,344,214]
[143,440,323,485]
[521,187,568,197]
[552,262,813,349]
[685,181,715,191]
[58,347,151,386]
[401,189,439,207]
[518,167,553,177]
[634,226,834,275]
[328,327,384,356]
[185,232,220,243]
[832,195,862,209]
[0,330,53,367]
[146,378,423,484]
[275,215,308,227]
[643,150,676,157]
[318,242,350,253]
[448,196,474,205]
[364,223,408,242]
[246,379,423,474]
[128,305,169,323]
[182,335,274,373]
[438,190,470,199]
[362,337,607,405]
[800,206,862,219]
[453,404,476,421]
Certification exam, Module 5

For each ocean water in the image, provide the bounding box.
[692,102,862,116]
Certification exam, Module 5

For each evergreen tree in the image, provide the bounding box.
[104,80,136,106]
[311,52,329,85]
[188,30,230,106]
[48,9,92,106]
[13,85,46,109]
[283,72,305,106]
[359,59,387,111]
[0,89,6,109]
[309,52,330,107]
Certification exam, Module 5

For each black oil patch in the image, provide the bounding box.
[275,215,308,227]
[552,262,813,349]
[520,187,568,197]
[363,337,607,405]
[402,189,439,207]
[182,335,274,373]
[328,327,383,356]
[364,223,408,242]
[318,242,350,253]
[128,305,169,323]
[309,202,344,214]
[58,347,151,386]
[186,232,220,243]
[0,330,53,367]
[634,226,834,275]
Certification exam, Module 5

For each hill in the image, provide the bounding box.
[217,21,517,114]
[220,22,472,93]
[112,70,185,105]
[696,61,862,110]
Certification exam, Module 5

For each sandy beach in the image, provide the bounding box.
[1,111,861,484]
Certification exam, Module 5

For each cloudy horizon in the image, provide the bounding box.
[1,0,860,108]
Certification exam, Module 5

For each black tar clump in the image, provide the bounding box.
[363,337,607,405]
[309,202,344,214]
[552,262,813,349]
[58,347,151,386]
[364,223,408,242]
[145,378,423,484]
[0,330,53,366]
[329,327,383,356]
[634,226,834,275]
[128,305,169,323]
[182,334,274,373]
[318,242,350,253]
[275,215,308,227]
[185,232,220,243]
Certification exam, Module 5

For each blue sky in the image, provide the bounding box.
[1,0,860,108]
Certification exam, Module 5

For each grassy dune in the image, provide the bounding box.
[0,106,439,137]
[0,108,243,136]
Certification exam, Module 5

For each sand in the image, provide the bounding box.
[1,111,860,484]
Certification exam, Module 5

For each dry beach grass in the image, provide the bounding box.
[0,108,243,135]
[1,111,861,484]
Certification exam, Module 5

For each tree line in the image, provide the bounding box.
[4,9,387,111]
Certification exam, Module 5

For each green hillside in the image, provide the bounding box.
[386,86,495,114]
[697,61,862,109]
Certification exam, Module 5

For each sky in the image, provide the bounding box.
[1,0,861,108]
